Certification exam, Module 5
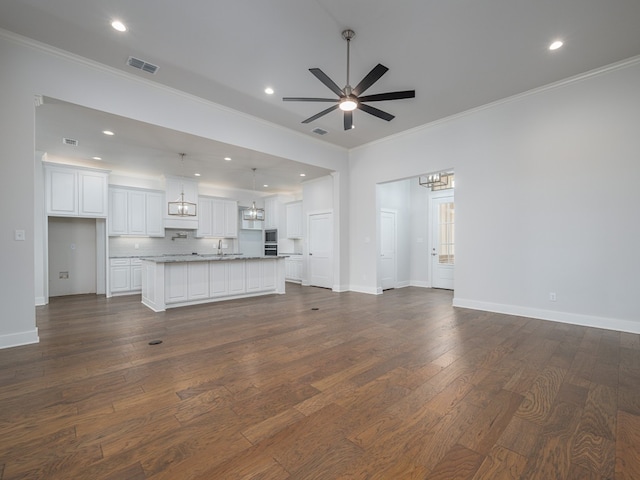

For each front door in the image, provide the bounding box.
[431,195,455,289]
[308,212,333,289]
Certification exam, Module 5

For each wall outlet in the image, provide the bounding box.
[134,243,139,249]
[549,292,557,302]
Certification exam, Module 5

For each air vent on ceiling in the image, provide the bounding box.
[126,56,159,75]
[311,128,328,136]
[62,137,78,146]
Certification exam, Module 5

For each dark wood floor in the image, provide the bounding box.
[1,285,639,479]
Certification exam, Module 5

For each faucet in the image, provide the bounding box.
[217,239,222,255]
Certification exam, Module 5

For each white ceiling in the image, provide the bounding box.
[2,0,640,190]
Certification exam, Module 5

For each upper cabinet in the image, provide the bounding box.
[164,175,199,229]
[263,194,294,233]
[196,197,238,238]
[286,201,303,239]
[109,187,164,237]
[44,163,109,218]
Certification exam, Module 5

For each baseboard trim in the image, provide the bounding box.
[452,298,640,334]
[349,285,381,295]
[35,296,47,306]
[0,329,40,349]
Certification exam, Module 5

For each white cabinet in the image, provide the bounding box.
[264,196,279,230]
[285,255,303,283]
[196,197,238,238]
[246,259,277,292]
[165,263,188,303]
[286,202,303,238]
[45,164,108,218]
[187,263,209,300]
[164,175,199,229]
[209,260,246,297]
[110,258,143,294]
[109,187,165,237]
[110,259,131,292]
[145,192,164,236]
[131,258,142,290]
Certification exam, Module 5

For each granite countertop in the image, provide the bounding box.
[141,254,285,263]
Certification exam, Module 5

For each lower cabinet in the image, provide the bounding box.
[110,258,143,294]
[285,255,303,283]
[246,259,276,293]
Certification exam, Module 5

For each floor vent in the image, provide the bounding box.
[312,128,328,136]
[127,56,159,75]
[62,137,78,146]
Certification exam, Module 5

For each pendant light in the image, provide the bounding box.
[168,153,197,217]
[243,168,265,221]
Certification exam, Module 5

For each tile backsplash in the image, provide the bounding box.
[109,229,239,257]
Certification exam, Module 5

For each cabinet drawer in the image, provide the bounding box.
[110,258,131,267]
[130,258,142,266]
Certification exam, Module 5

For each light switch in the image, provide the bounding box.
[14,230,25,241]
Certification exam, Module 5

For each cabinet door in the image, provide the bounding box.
[127,190,146,235]
[79,171,108,217]
[165,263,188,303]
[145,192,165,237]
[130,265,142,290]
[228,261,246,294]
[286,202,303,238]
[187,263,209,300]
[211,200,226,237]
[110,265,131,292]
[46,167,77,215]
[224,200,238,238]
[209,261,229,297]
[245,260,262,292]
[262,260,277,290]
[196,198,213,237]
[264,197,276,229]
[109,188,128,235]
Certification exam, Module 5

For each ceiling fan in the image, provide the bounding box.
[283,29,415,131]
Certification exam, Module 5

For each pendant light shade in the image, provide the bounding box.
[168,153,197,217]
[243,168,265,221]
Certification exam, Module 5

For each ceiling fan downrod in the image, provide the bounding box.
[342,29,356,95]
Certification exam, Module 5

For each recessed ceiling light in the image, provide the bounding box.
[549,40,563,51]
[194,173,201,177]
[264,87,274,95]
[111,20,127,32]
[102,130,114,136]
[299,173,306,177]
[263,184,269,188]
[92,156,102,161]
[224,157,232,161]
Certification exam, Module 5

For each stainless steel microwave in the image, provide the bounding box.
[265,229,277,243]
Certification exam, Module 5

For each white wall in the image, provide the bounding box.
[349,57,640,333]
[0,30,348,349]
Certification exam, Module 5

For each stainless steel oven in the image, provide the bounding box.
[264,244,278,256]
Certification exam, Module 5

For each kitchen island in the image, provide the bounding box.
[141,255,285,312]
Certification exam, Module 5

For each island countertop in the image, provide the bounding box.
[141,254,285,263]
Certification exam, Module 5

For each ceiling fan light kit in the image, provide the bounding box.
[283,29,415,131]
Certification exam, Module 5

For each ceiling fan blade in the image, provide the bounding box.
[301,104,340,124]
[343,111,354,131]
[309,68,344,97]
[352,64,389,96]
[358,90,416,102]
[358,103,395,122]
[283,97,338,102]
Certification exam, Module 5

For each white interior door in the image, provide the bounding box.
[308,212,333,289]
[380,209,397,290]
[431,195,455,290]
